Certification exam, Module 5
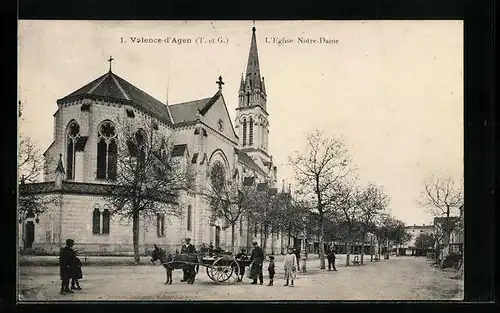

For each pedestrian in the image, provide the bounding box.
[59,239,75,295]
[250,240,264,285]
[180,238,197,284]
[294,248,301,272]
[70,249,83,290]
[327,245,338,271]
[235,248,248,282]
[209,242,214,256]
[267,255,275,286]
[283,247,297,287]
[165,260,173,285]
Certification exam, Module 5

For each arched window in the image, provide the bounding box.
[249,118,254,145]
[102,209,110,234]
[156,213,165,237]
[239,216,243,236]
[96,120,118,180]
[210,162,226,192]
[187,205,192,231]
[92,207,100,235]
[242,119,247,147]
[66,120,80,180]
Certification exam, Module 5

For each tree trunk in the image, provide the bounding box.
[231,223,235,254]
[262,225,268,254]
[318,214,326,269]
[271,232,275,255]
[370,237,374,262]
[360,233,365,265]
[346,242,350,266]
[132,211,140,264]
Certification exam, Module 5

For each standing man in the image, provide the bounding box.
[327,245,338,271]
[180,238,197,284]
[250,240,264,285]
[59,239,75,295]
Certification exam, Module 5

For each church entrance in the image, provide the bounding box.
[25,221,35,249]
[215,226,221,248]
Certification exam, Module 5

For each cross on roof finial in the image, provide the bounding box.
[107,56,114,72]
[216,76,225,90]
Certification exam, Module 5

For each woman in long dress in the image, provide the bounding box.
[283,248,297,287]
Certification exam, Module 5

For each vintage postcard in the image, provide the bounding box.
[17,20,463,301]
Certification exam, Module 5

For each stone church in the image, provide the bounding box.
[19,27,287,256]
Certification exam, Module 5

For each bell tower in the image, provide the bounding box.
[235,27,270,162]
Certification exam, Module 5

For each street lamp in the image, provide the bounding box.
[301,216,307,272]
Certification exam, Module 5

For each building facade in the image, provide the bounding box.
[18,27,284,256]
[398,224,435,256]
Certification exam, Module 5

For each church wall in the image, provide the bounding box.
[83,102,125,183]
[202,97,238,142]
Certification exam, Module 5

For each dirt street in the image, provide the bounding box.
[18,255,463,301]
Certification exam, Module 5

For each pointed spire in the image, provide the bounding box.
[245,26,261,89]
[239,73,245,92]
[56,154,65,174]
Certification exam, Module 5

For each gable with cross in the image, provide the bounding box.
[216,76,224,90]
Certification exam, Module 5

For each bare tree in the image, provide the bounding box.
[358,183,390,264]
[289,130,355,269]
[105,118,193,264]
[202,164,249,253]
[417,176,463,259]
[330,180,363,266]
[18,100,57,219]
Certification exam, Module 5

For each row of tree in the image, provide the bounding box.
[287,130,416,268]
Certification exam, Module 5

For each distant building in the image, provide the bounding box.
[399,224,435,256]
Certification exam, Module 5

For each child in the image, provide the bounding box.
[165,264,173,285]
[70,250,83,290]
[235,248,248,282]
[267,255,275,286]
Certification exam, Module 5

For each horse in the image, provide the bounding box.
[150,244,175,285]
[150,244,198,284]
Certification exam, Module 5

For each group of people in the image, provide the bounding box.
[246,240,298,287]
[59,239,83,295]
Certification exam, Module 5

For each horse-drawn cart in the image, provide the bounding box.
[151,245,253,284]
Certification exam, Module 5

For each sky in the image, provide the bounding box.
[18,20,463,226]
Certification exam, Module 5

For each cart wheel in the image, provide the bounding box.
[225,260,240,284]
[207,257,235,283]
[206,265,214,280]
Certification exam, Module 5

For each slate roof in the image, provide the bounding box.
[168,91,221,124]
[57,71,174,125]
[58,71,230,130]
[236,149,266,176]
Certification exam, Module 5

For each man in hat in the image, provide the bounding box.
[180,238,197,283]
[250,240,264,285]
[59,239,75,294]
